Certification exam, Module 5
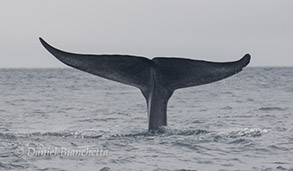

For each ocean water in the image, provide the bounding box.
[0,67,292,171]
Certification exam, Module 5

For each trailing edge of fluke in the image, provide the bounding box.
[39,37,251,130]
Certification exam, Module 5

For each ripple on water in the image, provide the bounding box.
[111,128,209,139]
[1,127,270,142]
[259,107,287,111]
[228,138,252,145]
[216,128,270,139]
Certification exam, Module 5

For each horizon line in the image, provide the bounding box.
[0,66,292,69]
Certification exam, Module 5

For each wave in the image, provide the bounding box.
[216,128,269,139]
[0,131,103,139]
[259,107,287,111]
[111,128,209,138]
[0,128,210,140]
[0,127,270,141]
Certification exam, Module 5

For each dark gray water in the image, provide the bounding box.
[0,67,292,171]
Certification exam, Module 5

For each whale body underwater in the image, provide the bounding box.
[39,38,251,130]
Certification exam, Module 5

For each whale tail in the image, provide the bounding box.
[39,37,250,92]
[40,37,250,130]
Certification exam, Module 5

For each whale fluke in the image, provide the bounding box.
[152,55,250,91]
[40,37,251,130]
[39,38,153,90]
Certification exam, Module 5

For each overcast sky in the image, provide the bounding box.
[1,0,292,67]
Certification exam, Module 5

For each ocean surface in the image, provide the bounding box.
[0,67,292,171]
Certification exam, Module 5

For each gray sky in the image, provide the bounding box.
[1,0,292,67]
